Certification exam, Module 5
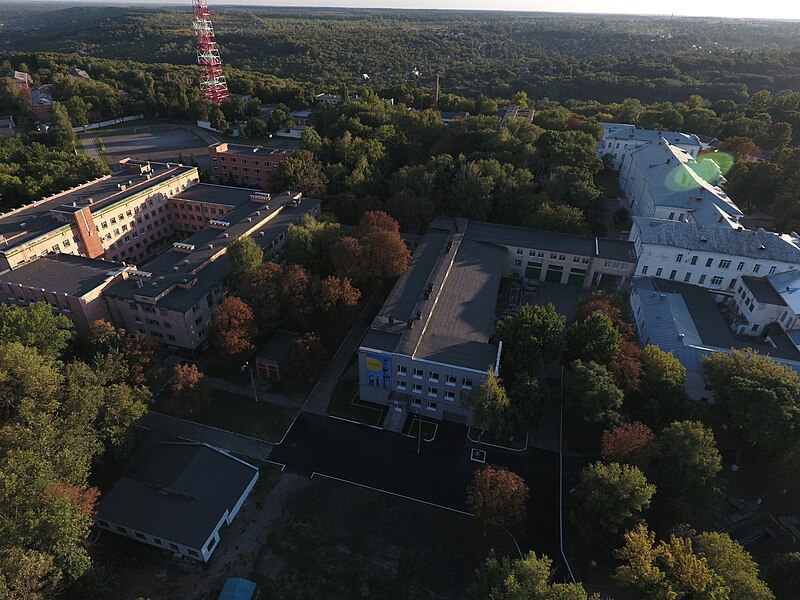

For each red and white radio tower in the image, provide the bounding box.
[192,0,229,105]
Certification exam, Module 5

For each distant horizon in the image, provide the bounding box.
[15,0,800,21]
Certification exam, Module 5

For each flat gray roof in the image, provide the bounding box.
[364,217,636,370]
[96,442,257,551]
[106,195,318,312]
[0,253,125,297]
[741,275,786,306]
[172,183,257,206]
[0,162,197,251]
[213,140,301,155]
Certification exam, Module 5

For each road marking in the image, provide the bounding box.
[145,410,277,446]
[265,459,286,471]
[466,426,529,452]
[310,471,473,516]
[327,414,383,430]
[402,417,438,442]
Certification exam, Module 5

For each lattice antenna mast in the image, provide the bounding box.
[192,0,229,105]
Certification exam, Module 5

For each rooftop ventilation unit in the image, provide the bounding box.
[209,219,230,228]
[172,242,196,253]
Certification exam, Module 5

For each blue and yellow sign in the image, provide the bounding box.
[365,353,392,389]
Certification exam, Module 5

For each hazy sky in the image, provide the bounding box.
[42,0,800,20]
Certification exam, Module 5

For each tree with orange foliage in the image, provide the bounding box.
[467,465,529,534]
[169,363,205,414]
[574,292,636,341]
[607,339,643,395]
[284,332,328,392]
[209,297,257,363]
[43,482,100,518]
[318,276,361,312]
[601,422,656,468]
[358,209,400,235]
[333,212,411,283]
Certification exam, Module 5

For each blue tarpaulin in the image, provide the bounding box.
[218,578,256,600]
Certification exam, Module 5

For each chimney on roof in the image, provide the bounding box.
[407,319,414,329]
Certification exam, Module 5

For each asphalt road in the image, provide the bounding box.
[270,412,561,560]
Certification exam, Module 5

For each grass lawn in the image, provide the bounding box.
[251,476,516,599]
[328,376,384,426]
[155,387,297,442]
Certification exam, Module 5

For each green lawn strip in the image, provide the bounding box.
[251,476,515,599]
[155,388,297,442]
[327,377,384,426]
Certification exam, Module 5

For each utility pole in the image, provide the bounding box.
[242,361,258,403]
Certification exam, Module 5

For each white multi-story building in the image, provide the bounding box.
[598,123,701,171]
[619,139,742,228]
[730,271,800,343]
[630,277,800,400]
[629,216,800,292]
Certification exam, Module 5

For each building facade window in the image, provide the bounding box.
[719,259,731,269]
[711,276,724,286]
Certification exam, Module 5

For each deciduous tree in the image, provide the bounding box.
[565,360,625,433]
[495,303,565,377]
[634,345,693,431]
[467,465,529,534]
[615,525,729,599]
[169,363,205,413]
[655,420,723,515]
[565,311,621,365]
[0,302,73,359]
[601,422,656,468]
[471,551,596,600]
[764,552,800,600]
[694,531,774,600]
[571,462,655,548]
[227,236,264,290]
[703,349,800,451]
[273,149,328,197]
[284,332,327,392]
[209,297,257,363]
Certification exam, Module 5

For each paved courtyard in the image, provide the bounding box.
[82,125,215,172]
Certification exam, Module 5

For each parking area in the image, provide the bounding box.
[269,413,562,562]
[81,125,215,172]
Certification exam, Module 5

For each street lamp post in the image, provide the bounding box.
[241,361,258,403]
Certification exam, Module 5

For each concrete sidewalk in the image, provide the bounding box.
[139,411,275,460]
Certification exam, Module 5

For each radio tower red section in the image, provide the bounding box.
[192,0,229,105]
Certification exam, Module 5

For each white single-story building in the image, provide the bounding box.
[95,442,259,562]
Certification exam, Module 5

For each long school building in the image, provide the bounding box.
[358,217,637,426]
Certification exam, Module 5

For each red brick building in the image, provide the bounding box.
[208,142,297,192]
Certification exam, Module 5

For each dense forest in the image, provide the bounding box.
[3,5,800,103]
